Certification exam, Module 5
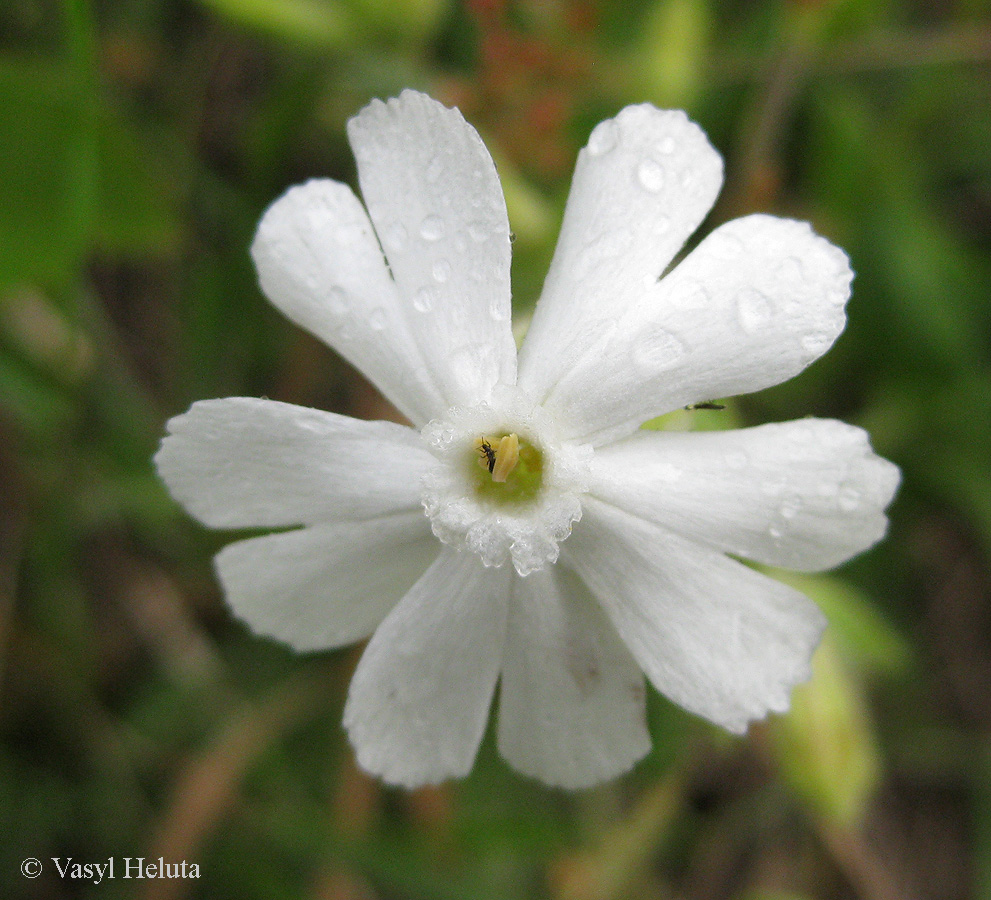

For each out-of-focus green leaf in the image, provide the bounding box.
[771,637,882,828]
[0,57,97,291]
[628,0,711,108]
[195,0,356,48]
[775,572,912,677]
[94,112,184,257]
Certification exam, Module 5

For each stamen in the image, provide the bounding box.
[491,433,520,482]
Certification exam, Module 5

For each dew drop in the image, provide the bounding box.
[432,258,452,283]
[669,280,709,309]
[368,308,387,331]
[383,222,407,251]
[768,525,783,539]
[632,326,688,375]
[817,481,840,498]
[780,497,802,519]
[736,288,773,333]
[489,297,508,322]
[724,450,749,470]
[761,478,786,497]
[801,332,833,356]
[838,485,861,512]
[654,213,671,235]
[637,158,666,192]
[468,222,488,243]
[413,286,435,313]
[426,155,444,183]
[659,135,676,154]
[587,119,618,156]
[420,215,445,241]
[328,286,348,316]
[710,231,746,259]
[776,256,805,282]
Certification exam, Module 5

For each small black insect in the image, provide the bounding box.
[685,401,726,410]
[478,439,497,473]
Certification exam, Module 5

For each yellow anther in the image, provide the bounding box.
[474,433,521,482]
[491,433,519,482]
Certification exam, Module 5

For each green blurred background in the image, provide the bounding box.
[2,0,990,897]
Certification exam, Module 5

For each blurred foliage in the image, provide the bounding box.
[2,0,990,898]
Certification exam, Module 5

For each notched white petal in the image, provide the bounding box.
[154,397,435,529]
[543,214,854,445]
[344,549,512,787]
[519,104,723,407]
[590,419,900,571]
[251,178,445,425]
[216,514,438,652]
[348,90,517,406]
[498,567,650,788]
[567,499,827,733]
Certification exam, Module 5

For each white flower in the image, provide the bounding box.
[155,90,900,789]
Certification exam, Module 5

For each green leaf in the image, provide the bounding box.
[0,56,97,291]
[194,0,357,49]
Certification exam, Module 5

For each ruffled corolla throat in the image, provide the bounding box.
[420,391,592,576]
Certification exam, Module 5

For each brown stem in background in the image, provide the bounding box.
[140,663,341,900]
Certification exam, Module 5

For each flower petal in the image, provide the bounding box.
[536,215,853,445]
[155,398,434,529]
[251,178,446,425]
[216,513,438,652]
[590,420,900,572]
[565,498,827,733]
[343,548,511,787]
[497,566,650,788]
[518,105,723,411]
[348,90,517,406]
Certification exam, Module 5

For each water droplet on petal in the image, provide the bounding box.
[654,214,671,235]
[768,525,783,539]
[669,280,709,309]
[780,497,802,519]
[587,119,618,156]
[432,258,452,283]
[761,478,786,497]
[801,332,833,356]
[413,286,435,313]
[632,326,688,375]
[637,158,666,192]
[369,308,387,331]
[817,481,840,498]
[659,135,676,154]
[383,222,407,251]
[736,288,773,333]
[426,155,444,183]
[710,231,746,259]
[420,215,445,241]
[724,450,749,470]
[776,256,805,283]
[468,222,488,243]
[328,286,348,316]
[489,297,508,322]
[838,485,861,512]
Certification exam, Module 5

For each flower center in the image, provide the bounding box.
[471,433,542,502]
[419,388,591,576]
